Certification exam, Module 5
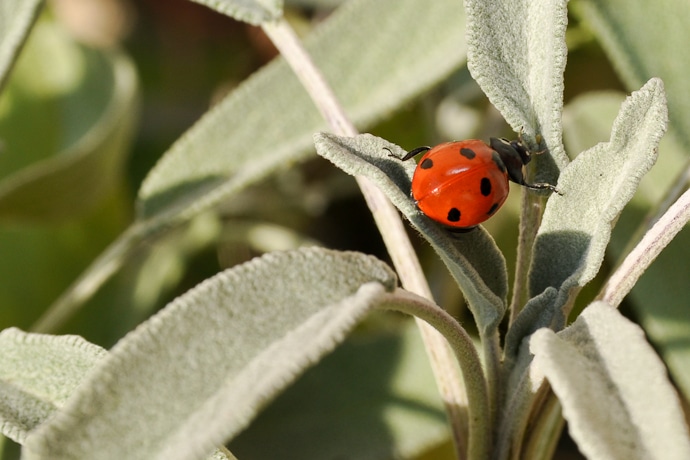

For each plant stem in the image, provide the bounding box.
[31,224,143,332]
[597,187,690,307]
[380,289,491,460]
[261,18,470,458]
[509,190,547,323]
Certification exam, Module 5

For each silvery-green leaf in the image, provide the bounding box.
[564,94,690,403]
[189,0,283,25]
[573,0,690,149]
[528,78,667,328]
[531,302,690,460]
[138,0,465,223]
[230,321,449,459]
[0,0,42,91]
[313,132,507,335]
[0,328,106,443]
[0,20,138,222]
[465,0,569,178]
[38,0,468,330]
[23,248,397,460]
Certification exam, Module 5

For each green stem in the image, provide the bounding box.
[380,289,491,460]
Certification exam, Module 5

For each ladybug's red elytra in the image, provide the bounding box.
[398,137,560,230]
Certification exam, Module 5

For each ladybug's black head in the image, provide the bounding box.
[489,137,529,185]
[489,137,562,194]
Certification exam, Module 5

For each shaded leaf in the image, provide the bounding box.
[0,20,138,222]
[24,248,397,460]
[189,0,283,25]
[0,0,42,91]
[531,301,690,460]
[313,132,507,335]
[465,0,569,178]
[0,328,106,443]
[528,78,667,328]
[138,0,466,223]
[573,0,690,149]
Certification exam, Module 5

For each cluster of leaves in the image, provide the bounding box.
[1,0,690,459]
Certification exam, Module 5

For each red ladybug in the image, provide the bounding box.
[399,138,559,230]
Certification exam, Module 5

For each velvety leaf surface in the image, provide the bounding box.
[528,78,667,328]
[138,0,466,223]
[189,0,283,25]
[563,90,690,398]
[531,302,690,460]
[230,321,449,459]
[23,248,397,460]
[465,0,569,180]
[0,328,106,443]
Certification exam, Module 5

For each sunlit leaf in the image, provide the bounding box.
[0,328,106,443]
[189,0,283,25]
[531,302,690,460]
[24,248,397,460]
[465,0,569,179]
[528,78,667,329]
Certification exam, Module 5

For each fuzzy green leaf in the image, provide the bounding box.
[528,78,667,328]
[0,0,42,91]
[531,302,690,460]
[230,321,449,459]
[313,132,507,335]
[0,328,106,443]
[36,0,468,331]
[465,0,569,178]
[138,0,465,223]
[0,20,138,222]
[574,0,690,149]
[188,0,282,25]
[563,90,690,400]
[23,248,397,460]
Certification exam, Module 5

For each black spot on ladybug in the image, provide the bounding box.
[460,148,476,160]
[447,208,461,222]
[491,151,506,173]
[487,203,499,215]
[480,177,492,196]
[420,158,434,169]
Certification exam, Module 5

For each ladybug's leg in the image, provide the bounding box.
[383,146,431,161]
[523,181,563,195]
[400,146,431,161]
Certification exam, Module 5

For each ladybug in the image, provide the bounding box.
[399,137,560,230]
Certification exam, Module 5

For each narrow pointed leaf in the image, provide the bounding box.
[314,132,507,334]
[0,328,106,443]
[531,302,690,460]
[465,0,569,175]
[138,0,465,223]
[0,0,42,91]
[188,0,283,25]
[528,78,667,328]
[24,248,397,460]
